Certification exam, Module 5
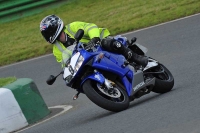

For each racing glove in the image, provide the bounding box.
[85,37,101,50]
[88,37,101,46]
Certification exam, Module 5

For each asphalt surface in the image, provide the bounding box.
[1,13,200,133]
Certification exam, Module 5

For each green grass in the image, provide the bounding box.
[0,0,200,66]
[0,77,17,88]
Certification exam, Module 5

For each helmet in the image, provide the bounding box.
[40,15,64,44]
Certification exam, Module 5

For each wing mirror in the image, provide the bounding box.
[46,71,63,85]
[46,75,57,85]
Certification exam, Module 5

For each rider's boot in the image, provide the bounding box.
[112,41,148,68]
[125,50,148,68]
[101,38,148,68]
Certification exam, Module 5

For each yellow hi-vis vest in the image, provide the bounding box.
[53,21,110,63]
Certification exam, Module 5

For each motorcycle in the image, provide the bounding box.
[46,29,174,112]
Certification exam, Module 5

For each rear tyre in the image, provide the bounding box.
[83,80,129,112]
[145,64,174,93]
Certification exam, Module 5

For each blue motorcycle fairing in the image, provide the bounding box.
[126,69,134,82]
[92,56,130,77]
[122,76,132,96]
[81,72,105,86]
[80,69,133,96]
[65,50,100,86]
[66,49,109,85]
[77,49,132,78]
[69,38,134,96]
[76,46,131,78]
[91,52,134,96]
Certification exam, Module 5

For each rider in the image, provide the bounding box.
[40,15,148,67]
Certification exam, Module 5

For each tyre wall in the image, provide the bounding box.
[0,78,50,133]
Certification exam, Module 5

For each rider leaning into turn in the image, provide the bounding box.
[40,15,148,67]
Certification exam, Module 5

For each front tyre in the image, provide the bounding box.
[83,80,129,112]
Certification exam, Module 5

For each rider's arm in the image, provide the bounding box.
[83,23,100,39]
[70,21,100,39]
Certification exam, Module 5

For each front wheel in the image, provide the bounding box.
[82,80,129,112]
[144,64,174,93]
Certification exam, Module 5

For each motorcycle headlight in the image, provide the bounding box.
[74,55,84,72]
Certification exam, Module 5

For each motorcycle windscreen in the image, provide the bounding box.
[61,49,72,68]
[63,52,82,83]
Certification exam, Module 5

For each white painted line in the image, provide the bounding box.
[15,105,73,133]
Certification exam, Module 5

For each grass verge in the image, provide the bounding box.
[0,0,200,66]
[0,77,17,88]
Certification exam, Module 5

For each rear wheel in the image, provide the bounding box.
[144,64,174,93]
[83,80,129,112]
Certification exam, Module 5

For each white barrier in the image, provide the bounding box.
[0,88,28,133]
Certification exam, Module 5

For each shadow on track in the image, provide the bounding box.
[129,88,177,109]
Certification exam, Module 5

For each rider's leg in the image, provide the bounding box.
[101,38,148,68]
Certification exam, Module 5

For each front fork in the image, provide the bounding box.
[80,69,116,93]
[73,70,109,100]
[81,69,116,88]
